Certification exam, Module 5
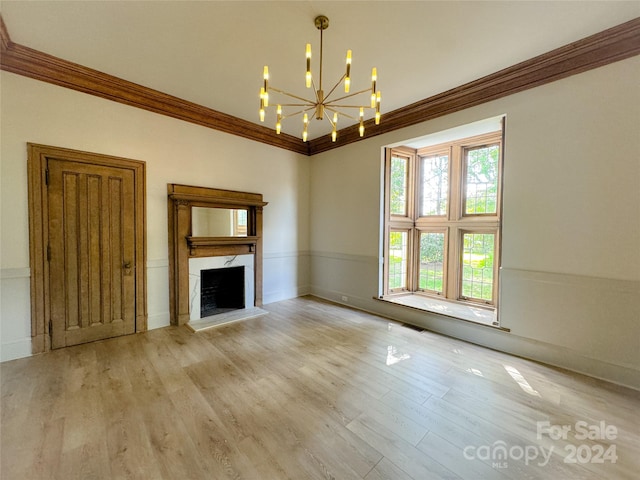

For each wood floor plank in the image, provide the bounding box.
[346,411,461,480]
[2,296,638,479]
[332,342,451,399]
[364,458,416,480]
[257,373,383,478]
[380,390,542,480]
[417,431,512,480]
[167,385,258,479]
[356,396,429,447]
[422,393,595,479]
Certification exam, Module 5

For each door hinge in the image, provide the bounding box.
[48,319,53,340]
[47,244,51,262]
[45,169,50,185]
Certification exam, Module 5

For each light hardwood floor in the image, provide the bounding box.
[2,296,639,479]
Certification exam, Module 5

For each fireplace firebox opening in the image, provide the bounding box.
[200,266,245,318]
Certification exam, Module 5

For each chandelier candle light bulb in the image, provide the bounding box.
[371,67,377,108]
[262,66,269,106]
[258,15,380,142]
[276,104,282,134]
[303,113,309,142]
[306,44,312,88]
[259,88,265,122]
[345,50,352,93]
[331,112,338,142]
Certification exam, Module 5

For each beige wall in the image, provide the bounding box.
[0,71,310,360]
[309,56,640,389]
[2,56,639,389]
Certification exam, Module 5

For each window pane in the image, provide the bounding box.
[388,231,408,290]
[390,156,408,216]
[465,144,499,215]
[419,232,445,293]
[461,233,495,302]
[420,154,448,216]
[234,209,248,236]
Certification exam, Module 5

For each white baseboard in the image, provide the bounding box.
[1,338,32,362]
[263,285,310,305]
[147,312,171,330]
[309,285,640,391]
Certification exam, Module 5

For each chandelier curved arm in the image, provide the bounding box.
[323,109,335,127]
[324,88,374,105]
[325,106,357,121]
[322,73,347,104]
[269,87,315,104]
[279,103,314,107]
[281,106,316,120]
[327,105,371,109]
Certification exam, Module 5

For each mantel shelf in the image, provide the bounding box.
[186,236,258,258]
[187,236,259,247]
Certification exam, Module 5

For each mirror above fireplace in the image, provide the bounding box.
[191,207,248,237]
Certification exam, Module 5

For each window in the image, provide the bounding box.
[383,128,503,312]
[233,209,248,236]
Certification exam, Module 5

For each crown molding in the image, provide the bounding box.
[308,17,640,155]
[1,15,639,157]
[0,15,309,156]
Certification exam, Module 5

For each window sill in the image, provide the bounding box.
[376,293,510,332]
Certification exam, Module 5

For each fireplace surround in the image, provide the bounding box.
[188,254,255,322]
[167,184,268,325]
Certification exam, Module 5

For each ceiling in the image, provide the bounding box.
[1,1,638,141]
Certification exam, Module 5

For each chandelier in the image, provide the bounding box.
[259,15,381,142]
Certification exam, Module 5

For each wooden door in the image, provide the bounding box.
[47,158,136,348]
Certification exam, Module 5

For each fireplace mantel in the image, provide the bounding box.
[167,184,267,325]
[186,236,258,257]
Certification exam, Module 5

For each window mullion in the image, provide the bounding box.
[409,150,419,292]
[408,227,418,292]
[449,145,462,222]
[409,149,418,221]
[445,145,462,300]
[446,226,460,300]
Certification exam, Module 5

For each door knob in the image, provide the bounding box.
[123,261,131,269]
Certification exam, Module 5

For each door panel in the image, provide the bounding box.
[48,159,136,348]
